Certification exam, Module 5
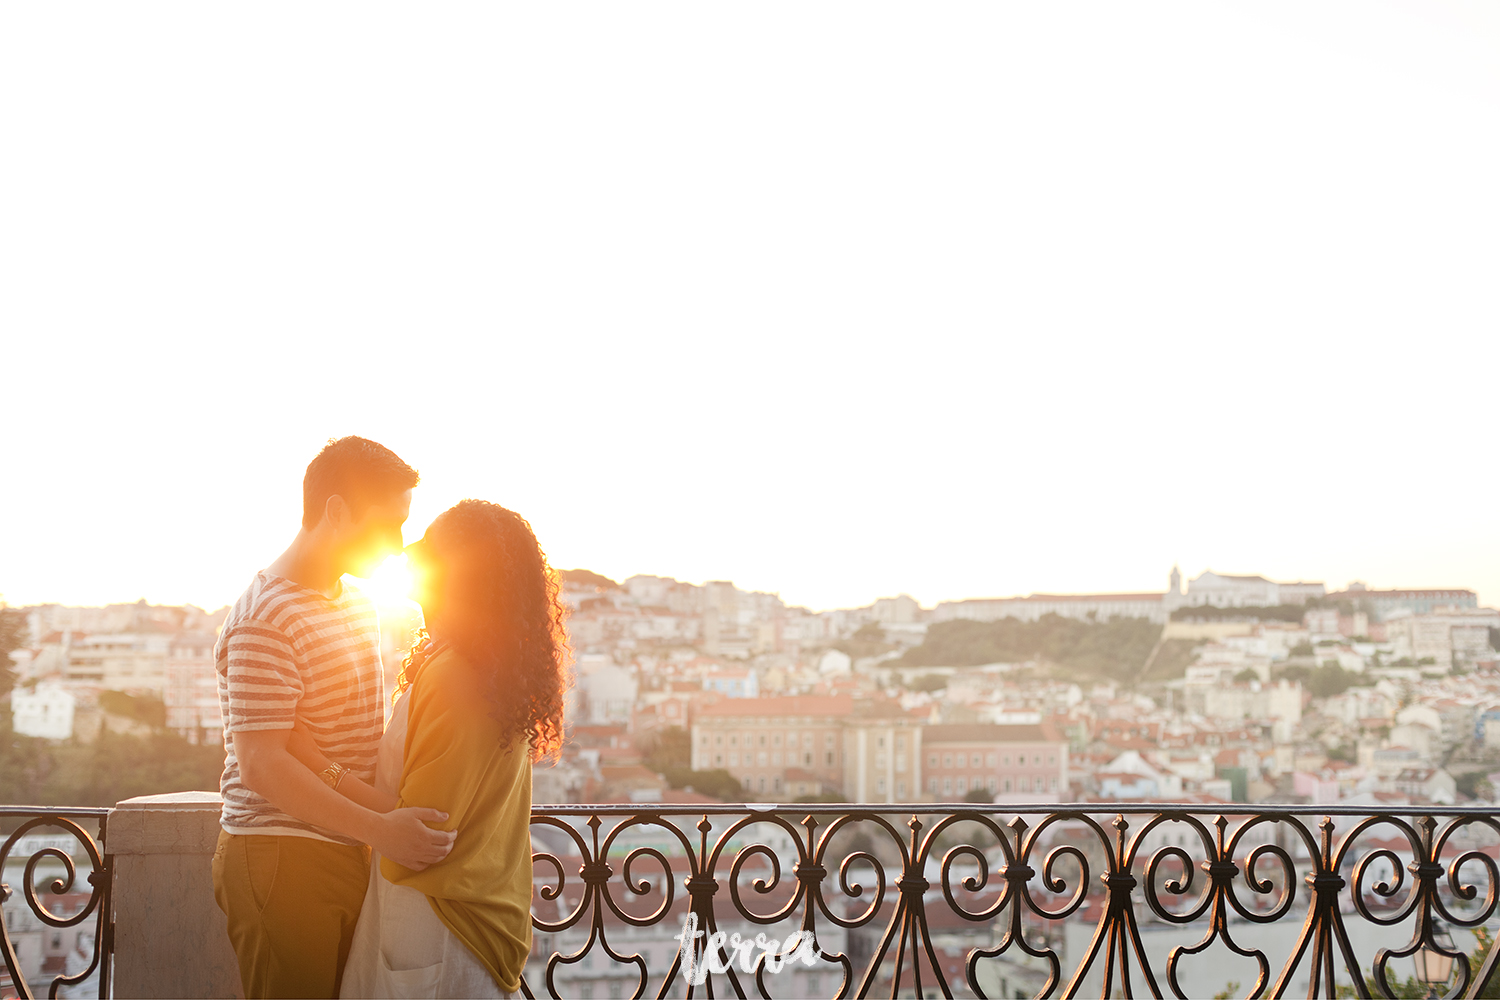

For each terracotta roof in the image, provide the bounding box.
[697,695,851,718]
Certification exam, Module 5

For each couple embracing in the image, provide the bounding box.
[211,437,565,998]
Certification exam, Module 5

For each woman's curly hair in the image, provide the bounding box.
[395,500,569,762]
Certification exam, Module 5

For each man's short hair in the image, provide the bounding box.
[302,437,420,529]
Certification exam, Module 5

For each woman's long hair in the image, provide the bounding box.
[395,500,569,762]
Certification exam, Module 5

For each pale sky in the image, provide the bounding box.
[4,4,1499,613]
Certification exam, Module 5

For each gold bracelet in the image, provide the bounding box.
[317,762,348,790]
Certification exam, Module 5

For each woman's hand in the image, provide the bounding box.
[371,808,457,871]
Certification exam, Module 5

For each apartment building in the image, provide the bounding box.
[841,699,925,803]
[691,695,849,797]
[922,724,1068,802]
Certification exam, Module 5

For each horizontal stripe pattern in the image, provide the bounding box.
[216,571,384,845]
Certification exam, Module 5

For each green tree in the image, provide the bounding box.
[0,722,225,807]
[641,726,691,771]
[657,766,747,802]
[963,787,995,803]
[1457,771,1495,801]
[99,690,168,730]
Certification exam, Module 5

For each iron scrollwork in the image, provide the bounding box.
[525,803,1500,999]
[0,807,111,1000]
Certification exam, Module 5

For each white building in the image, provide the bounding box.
[580,665,639,725]
[1180,571,1325,609]
[10,682,76,739]
[1384,608,1500,670]
[932,592,1168,625]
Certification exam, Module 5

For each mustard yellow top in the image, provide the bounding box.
[380,646,533,994]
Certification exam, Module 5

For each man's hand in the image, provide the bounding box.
[372,807,456,871]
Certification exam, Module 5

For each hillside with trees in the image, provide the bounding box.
[896,614,1161,683]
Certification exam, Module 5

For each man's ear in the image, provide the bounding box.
[323,493,350,530]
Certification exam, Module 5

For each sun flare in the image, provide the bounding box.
[353,553,416,609]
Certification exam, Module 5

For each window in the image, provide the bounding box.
[1003,754,1011,766]
[759,735,768,747]
[743,776,752,789]
[943,754,953,768]
[826,751,835,766]
[1048,754,1056,765]
[804,751,813,766]
[715,735,723,746]
[1004,778,1012,792]
[897,780,906,797]
[774,777,783,792]
[773,734,782,747]
[956,777,967,793]
[876,753,886,769]
[1049,777,1058,791]
[826,734,835,747]
[928,753,938,768]
[987,776,997,792]
[787,731,797,746]
[745,732,753,746]
[986,753,997,768]
[729,735,737,747]
[758,777,766,792]
[929,778,939,793]
[729,753,739,766]
[772,751,782,766]
[971,753,983,767]
[896,735,906,752]
[876,778,886,794]
[758,752,768,766]
[715,754,723,766]
[942,778,953,795]
[804,733,814,748]
[1034,754,1043,766]
[877,736,886,749]
[700,735,709,746]
[895,753,906,772]
[1019,777,1030,792]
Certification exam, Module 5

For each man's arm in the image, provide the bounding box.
[235,729,454,870]
[285,724,399,815]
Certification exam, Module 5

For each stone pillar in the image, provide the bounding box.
[109,791,242,999]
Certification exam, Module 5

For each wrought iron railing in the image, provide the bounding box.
[6,801,1500,998]
[524,804,1500,999]
[0,807,110,1000]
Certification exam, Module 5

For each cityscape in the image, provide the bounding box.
[9,563,1500,995]
[10,564,1497,812]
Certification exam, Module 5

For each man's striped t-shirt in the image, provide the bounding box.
[215,571,384,844]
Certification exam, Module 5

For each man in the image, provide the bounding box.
[212,436,456,999]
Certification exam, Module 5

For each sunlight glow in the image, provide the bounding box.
[351,553,416,610]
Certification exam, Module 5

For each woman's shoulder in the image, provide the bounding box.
[414,644,488,707]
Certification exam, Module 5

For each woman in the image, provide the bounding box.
[292,500,567,998]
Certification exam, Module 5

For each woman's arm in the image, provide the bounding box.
[285,724,400,814]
